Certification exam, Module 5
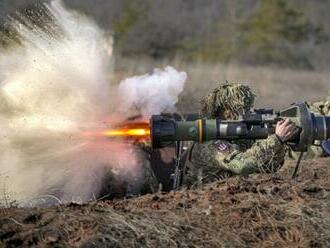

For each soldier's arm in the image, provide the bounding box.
[214,119,297,175]
[218,134,286,175]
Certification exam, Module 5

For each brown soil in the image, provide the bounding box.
[1,158,330,248]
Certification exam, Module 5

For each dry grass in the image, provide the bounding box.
[1,158,330,247]
[1,61,330,247]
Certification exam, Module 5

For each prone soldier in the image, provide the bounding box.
[181,83,298,187]
[144,83,329,191]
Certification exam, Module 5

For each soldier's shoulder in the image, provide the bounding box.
[190,140,235,164]
[190,141,216,162]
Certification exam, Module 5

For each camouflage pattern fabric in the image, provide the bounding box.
[308,97,330,116]
[182,135,285,188]
[180,82,286,188]
[286,145,325,160]
[200,83,255,119]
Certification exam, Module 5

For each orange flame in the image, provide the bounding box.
[103,121,150,140]
[103,128,150,137]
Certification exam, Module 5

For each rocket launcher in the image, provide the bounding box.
[150,103,330,152]
[151,103,330,184]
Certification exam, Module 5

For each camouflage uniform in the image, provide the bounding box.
[181,83,286,187]
[183,136,285,187]
[308,96,330,116]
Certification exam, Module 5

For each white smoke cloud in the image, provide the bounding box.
[0,0,187,206]
[116,66,187,117]
[0,0,132,206]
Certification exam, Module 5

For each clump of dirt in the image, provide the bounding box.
[1,158,330,247]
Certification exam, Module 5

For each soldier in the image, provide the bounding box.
[182,83,298,187]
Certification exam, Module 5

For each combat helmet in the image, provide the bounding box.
[200,82,256,119]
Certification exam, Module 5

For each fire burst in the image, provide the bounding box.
[103,121,150,141]
[81,120,151,144]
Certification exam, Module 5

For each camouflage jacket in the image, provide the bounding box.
[182,135,285,187]
[308,97,330,116]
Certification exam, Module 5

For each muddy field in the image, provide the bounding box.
[1,157,329,247]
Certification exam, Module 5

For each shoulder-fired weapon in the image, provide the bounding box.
[150,103,330,188]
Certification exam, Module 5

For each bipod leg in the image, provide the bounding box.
[292,152,304,179]
[172,141,183,190]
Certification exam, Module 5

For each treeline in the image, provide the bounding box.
[1,0,330,70]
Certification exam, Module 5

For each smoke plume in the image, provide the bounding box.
[116,67,187,117]
[0,1,186,206]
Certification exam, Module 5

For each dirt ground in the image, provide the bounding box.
[1,158,330,248]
